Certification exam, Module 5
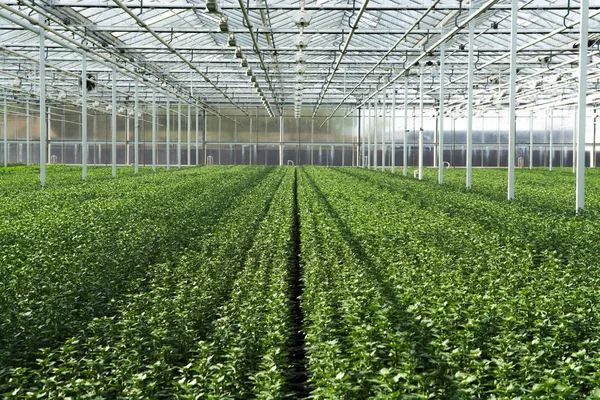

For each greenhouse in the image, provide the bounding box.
[2,0,600,398]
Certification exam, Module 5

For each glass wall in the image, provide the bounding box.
[1,103,598,167]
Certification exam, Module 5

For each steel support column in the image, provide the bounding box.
[576,0,589,212]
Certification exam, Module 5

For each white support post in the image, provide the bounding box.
[111,64,117,177]
[218,113,221,165]
[403,76,408,176]
[134,80,139,174]
[195,104,199,165]
[26,100,30,165]
[39,27,46,186]
[367,102,371,168]
[576,0,589,212]
[360,109,365,167]
[125,112,129,167]
[507,0,518,200]
[81,52,88,180]
[152,89,156,172]
[466,5,474,189]
[203,109,207,165]
[374,97,378,170]
[311,117,314,165]
[187,103,191,166]
[342,114,346,166]
[418,68,424,180]
[3,97,7,167]
[529,111,534,169]
[279,115,284,166]
[249,117,253,165]
[549,108,553,172]
[177,101,181,168]
[382,91,386,171]
[47,107,51,163]
[573,109,577,173]
[439,39,445,185]
[392,84,396,173]
[166,99,170,170]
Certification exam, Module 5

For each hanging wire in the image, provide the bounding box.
[242,0,251,28]
[423,29,430,53]
[137,0,143,17]
[347,0,357,29]
[563,0,571,28]
[454,0,463,28]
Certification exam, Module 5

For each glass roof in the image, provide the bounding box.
[0,0,598,118]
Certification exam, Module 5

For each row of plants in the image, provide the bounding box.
[2,166,300,398]
[174,167,299,398]
[0,166,279,381]
[297,166,600,398]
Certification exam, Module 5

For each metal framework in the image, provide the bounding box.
[0,0,598,209]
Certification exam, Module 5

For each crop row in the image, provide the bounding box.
[0,166,280,389]
[2,166,303,399]
[298,166,600,398]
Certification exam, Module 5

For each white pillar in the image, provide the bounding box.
[111,64,117,177]
[360,109,365,167]
[311,117,315,165]
[466,12,474,189]
[439,39,445,185]
[81,52,88,180]
[279,115,284,165]
[39,28,46,186]
[178,101,181,168]
[367,102,371,168]
[152,89,156,172]
[187,103,191,166]
[381,92,386,171]
[549,108,553,172]
[392,84,396,173]
[166,99,170,170]
[403,76,408,176]
[576,0,589,212]
[3,97,7,167]
[249,117,253,165]
[507,0,518,200]
[374,97,378,170]
[47,107,51,163]
[134,80,139,174]
[26,100,30,165]
[529,111,534,169]
[573,109,577,173]
[195,104,199,165]
[418,68,424,180]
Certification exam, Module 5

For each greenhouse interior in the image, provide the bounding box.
[2,0,600,398]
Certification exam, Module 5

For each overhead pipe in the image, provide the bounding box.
[311,0,371,117]
[2,1,594,11]
[32,25,599,36]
